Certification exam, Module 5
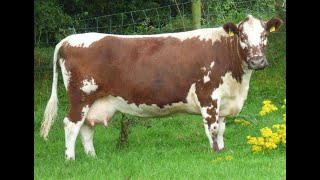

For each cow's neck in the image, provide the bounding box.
[217,35,248,83]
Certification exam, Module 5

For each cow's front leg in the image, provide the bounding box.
[216,117,225,150]
[201,101,224,151]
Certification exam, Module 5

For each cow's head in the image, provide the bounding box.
[223,15,283,70]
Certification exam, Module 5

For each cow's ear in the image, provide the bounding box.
[223,22,238,37]
[266,18,283,32]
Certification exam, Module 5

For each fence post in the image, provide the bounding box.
[192,0,201,29]
[96,18,99,32]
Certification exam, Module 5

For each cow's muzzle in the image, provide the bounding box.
[248,56,269,70]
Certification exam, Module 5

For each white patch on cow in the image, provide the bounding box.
[80,123,96,156]
[216,117,225,149]
[82,105,90,117]
[59,58,71,91]
[185,83,201,110]
[86,83,201,124]
[203,76,210,83]
[64,105,89,160]
[239,40,247,49]
[66,33,108,48]
[203,71,211,83]
[80,78,98,95]
[210,61,215,68]
[63,27,228,50]
[263,38,268,45]
[211,70,253,117]
[210,122,219,133]
[204,123,213,147]
[201,67,206,71]
[200,106,212,122]
[242,16,264,46]
[168,28,227,42]
[108,27,227,44]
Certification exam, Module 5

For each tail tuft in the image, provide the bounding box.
[41,95,58,140]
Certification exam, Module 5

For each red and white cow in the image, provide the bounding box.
[41,15,283,160]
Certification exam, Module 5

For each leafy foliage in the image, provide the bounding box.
[34,0,74,46]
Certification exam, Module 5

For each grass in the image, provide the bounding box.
[34,32,286,179]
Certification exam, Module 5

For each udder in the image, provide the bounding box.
[85,97,116,127]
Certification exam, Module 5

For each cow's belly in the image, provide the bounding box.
[86,95,201,123]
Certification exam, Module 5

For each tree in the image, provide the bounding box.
[34,0,74,46]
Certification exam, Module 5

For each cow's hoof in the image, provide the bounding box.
[211,141,225,152]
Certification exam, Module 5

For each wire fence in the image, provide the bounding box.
[34,0,286,80]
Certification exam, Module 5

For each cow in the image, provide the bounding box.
[40,15,283,160]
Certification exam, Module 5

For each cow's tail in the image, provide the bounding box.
[41,41,64,140]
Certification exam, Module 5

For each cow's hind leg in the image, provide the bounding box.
[64,104,90,160]
[80,123,96,156]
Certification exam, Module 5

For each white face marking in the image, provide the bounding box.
[201,67,206,71]
[242,17,264,47]
[66,33,108,48]
[203,71,211,83]
[59,58,71,91]
[80,78,98,95]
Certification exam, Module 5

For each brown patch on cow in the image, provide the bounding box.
[205,100,217,125]
[59,31,247,122]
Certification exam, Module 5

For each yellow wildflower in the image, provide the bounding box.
[259,100,278,116]
[260,127,273,137]
[272,124,280,129]
[252,145,262,152]
[263,100,272,104]
[234,119,251,126]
